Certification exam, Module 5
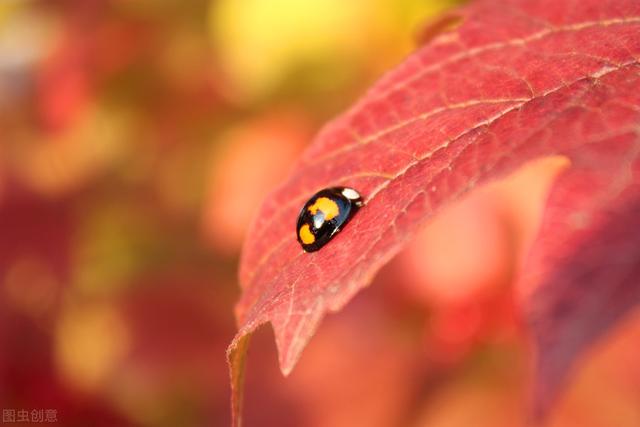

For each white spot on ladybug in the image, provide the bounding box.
[341,188,361,200]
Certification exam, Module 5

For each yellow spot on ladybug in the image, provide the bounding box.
[299,224,315,244]
[307,197,339,220]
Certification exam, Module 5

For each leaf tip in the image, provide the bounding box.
[415,11,464,46]
[276,336,303,378]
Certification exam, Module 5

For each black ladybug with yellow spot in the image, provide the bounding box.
[296,187,363,252]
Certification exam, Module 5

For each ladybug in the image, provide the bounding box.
[296,187,363,252]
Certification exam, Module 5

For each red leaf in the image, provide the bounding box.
[228,0,640,423]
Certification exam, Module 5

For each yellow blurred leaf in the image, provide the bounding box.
[209,0,456,100]
[55,303,130,392]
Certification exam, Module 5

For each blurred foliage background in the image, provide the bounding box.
[1,0,639,426]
